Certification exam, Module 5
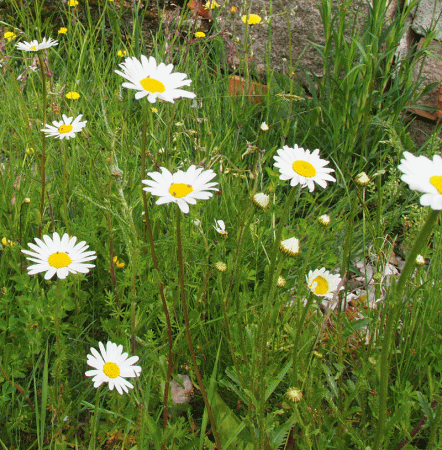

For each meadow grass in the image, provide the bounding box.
[1,0,442,448]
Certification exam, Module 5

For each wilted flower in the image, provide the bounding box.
[286,387,303,403]
[280,237,300,257]
[253,192,270,210]
[355,172,371,186]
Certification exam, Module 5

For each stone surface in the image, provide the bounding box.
[219,0,370,86]
[411,0,442,40]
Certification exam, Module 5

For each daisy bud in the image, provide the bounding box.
[215,261,227,272]
[253,192,270,210]
[286,387,303,403]
[260,122,269,131]
[355,172,371,186]
[415,254,425,266]
[280,237,300,257]
[318,214,331,227]
[276,276,286,287]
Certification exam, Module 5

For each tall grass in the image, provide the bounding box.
[1,0,442,448]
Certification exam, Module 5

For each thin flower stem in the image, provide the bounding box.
[375,209,439,450]
[90,385,102,450]
[176,209,222,449]
[257,186,299,449]
[140,103,174,440]
[37,52,47,239]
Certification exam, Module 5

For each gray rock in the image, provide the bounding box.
[411,0,442,40]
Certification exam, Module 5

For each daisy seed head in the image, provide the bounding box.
[280,237,300,257]
[85,341,141,395]
[273,145,336,192]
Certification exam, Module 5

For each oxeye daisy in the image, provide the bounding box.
[273,145,336,192]
[85,341,141,395]
[306,268,341,297]
[398,151,442,210]
[41,114,87,140]
[16,37,58,52]
[115,55,196,103]
[21,232,96,280]
[142,165,218,214]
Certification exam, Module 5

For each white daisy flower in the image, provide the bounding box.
[398,151,442,210]
[115,55,196,103]
[16,37,58,52]
[306,268,341,297]
[214,219,228,237]
[253,192,270,209]
[280,236,300,257]
[22,232,96,280]
[273,145,336,192]
[142,165,218,214]
[85,341,141,395]
[41,114,87,140]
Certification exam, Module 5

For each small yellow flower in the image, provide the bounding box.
[117,50,127,57]
[58,27,68,34]
[1,237,14,247]
[355,172,371,186]
[66,91,80,100]
[276,276,286,287]
[241,14,262,25]
[113,255,125,269]
[195,32,206,38]
[26,147,35,155]
[415,254,425,266]
[230,6,237,13]
[69,0,79,6]
[280,237,300,257]
[151,107,158,113]
[204,0,220,9]
[215,261,227,272]
[318,214,331,227]
[286,387,303,403]
[4,32,17,41]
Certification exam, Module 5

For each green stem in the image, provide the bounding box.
[37,52,47,239]
[375,209,439,449]
[90,385,102,450]
[257,186,299,449]
[176,209,222,449]
[140,104,173,441]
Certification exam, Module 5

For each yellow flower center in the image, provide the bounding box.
[311,276,329,296]
[140,77,166,93]
[430,175,442,194]
[292,160,316,178]
[169,183,193,198]
[58,124,73,134]
[30,45,37,50]
[103,362,120,379]
[48,252,72,269]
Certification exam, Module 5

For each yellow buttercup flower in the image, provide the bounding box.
[204,0,220,9]
[4,32,17,41]
[195,32,206,38]
[241,14,262,25]
[69,0,79,6]
[66,91,80,100]
[117,50,127,57]
[26,147,35,155]
[113,256,125,269]
[58,27,68,34]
